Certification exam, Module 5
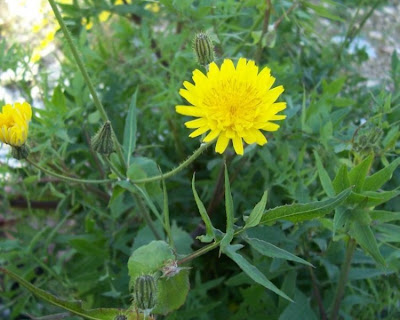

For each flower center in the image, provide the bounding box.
[203,79,262,133]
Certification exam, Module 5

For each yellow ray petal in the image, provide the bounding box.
[175,105,204,117]
[215,133,229,154]
[189,126,209,138]
[232,135,244,155]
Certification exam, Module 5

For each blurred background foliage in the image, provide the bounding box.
[1,0,399,319]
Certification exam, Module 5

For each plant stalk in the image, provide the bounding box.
[47,0,126,170]
[26,157,113,184]
[330,238,357,320]
[130,142,212,184]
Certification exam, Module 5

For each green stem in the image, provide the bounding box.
[47,0,126,170]
[134,193,162,241]
[26,157,113,184]
[104,156,125,180]
[177,229,243,265]
[330,238,357,320]
[131,141,212,184]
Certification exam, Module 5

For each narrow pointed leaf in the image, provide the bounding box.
[0,268,133,320]
[313,151,335,197]
[123,89,138,167]
[363,157,400,191]
[223,245,292,301]
[192,174,215,243]
[220,165,234,253]
[244,191,268,229]
[349,221,385,266]
[333,164,350,194]
[260,188,352,224]
[245,237,313,267]
[348,154,373,192]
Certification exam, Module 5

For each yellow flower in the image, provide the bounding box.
[99,11,111,22]
[145,2,160,13]
[176,58,286,155]
[0,102,32,147]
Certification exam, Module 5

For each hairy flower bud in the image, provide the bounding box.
[91,121,114,155]
[193,32,215,66]
[133,275,157,316]
[11,144,30,160]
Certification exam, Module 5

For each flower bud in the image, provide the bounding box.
[133,275,157,316]
[193,32,215,66]
[91,121,114,155]
[11,144,30,160]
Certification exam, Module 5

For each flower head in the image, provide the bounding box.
[0,102,32,147]
[176,58,286,155]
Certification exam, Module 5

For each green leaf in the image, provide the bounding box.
[220,164,234,253]
[347,190,400,208]
[305,2,344,22]
[369,210,400,223]
[333,164,351,194]
[51,85,67,113]
[244,191,268,229]
[192,174,215,243]
[279,289,318,320]
[0,268,132,320]
[374,224,400,243]
[260,188,352,224]
[127,241,190,315]
[313,151,335,197]
[363,158,400,191]
[223,244,292,301]
[348,154,373,192]
[349,220,385,266]
[245,237,313,267]
[123,89,138,167]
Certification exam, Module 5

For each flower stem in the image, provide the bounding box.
[47,0,126,170]
[134,193,163,241]
[330,238,357,320]
[26,157,113,184]
[177,229,243,265]
[131,142,212,184]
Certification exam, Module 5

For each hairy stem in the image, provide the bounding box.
[26,157,113,184]
[330,238,357,320]
[130,142,212,184]
[47,0,126,170]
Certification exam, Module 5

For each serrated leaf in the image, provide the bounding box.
[220,165,234,253]
[192,174,215,243]
[223,244,292,302]
[245,237,313,267]
[244,191,268,229]
[123,89,138,167]
[363,158,400,191]
[260,188,352,224]
[348,154,373,192]
[0,268,132,320]
[333,164,351,194]
[349,221,385,266]
[313,151,335,197]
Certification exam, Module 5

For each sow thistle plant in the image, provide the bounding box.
[1,1,400,320]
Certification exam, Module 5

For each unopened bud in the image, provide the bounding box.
[91,121,114,155]
[193,32,215,66]
[133,275,157,316]
[11,144,30,160]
